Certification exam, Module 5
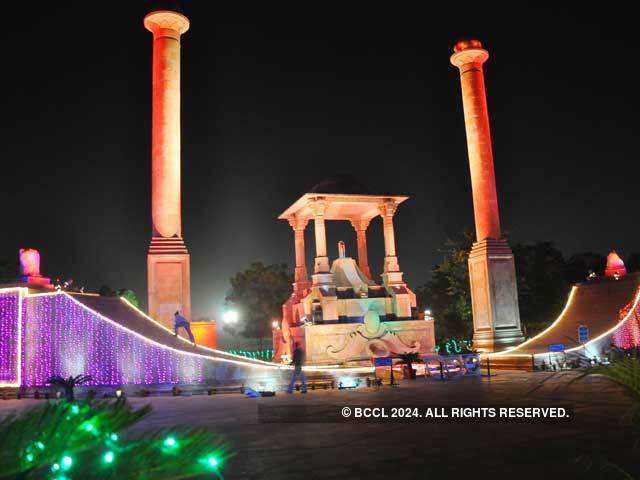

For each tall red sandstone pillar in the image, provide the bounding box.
[144,10,191,328]
[451,39,524,352]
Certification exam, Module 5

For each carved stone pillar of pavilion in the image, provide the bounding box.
[288,216,310,295]
[379,200,403,286]
[350,218,372,279]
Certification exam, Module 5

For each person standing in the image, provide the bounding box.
[173,311,196,345]
[287,342,307,393]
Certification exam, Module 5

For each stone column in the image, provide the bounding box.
[309,199,335,290]
[350,219,372,279]
[310,199,329,274]
[379,201,399,273]
[145,10,190,239]
[450,39,499,242]
[145,10,191,328]
[451,39,523,351]
[288,216,309,287]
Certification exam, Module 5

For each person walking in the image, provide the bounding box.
[173,311,196,345]
[287,342,307,393]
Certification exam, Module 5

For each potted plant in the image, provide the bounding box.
[47,374,93,402]
[398,352,421,379]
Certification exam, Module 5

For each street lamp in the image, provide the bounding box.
[223,310,239,324]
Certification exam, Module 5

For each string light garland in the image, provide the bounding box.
[0,400,228,479]
[227,349,274,361]
[613,289,640,349]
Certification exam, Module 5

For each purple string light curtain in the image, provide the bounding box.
[21,293,205,387]
[0,290,20,385]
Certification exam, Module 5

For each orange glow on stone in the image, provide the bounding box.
[450,39,501,241]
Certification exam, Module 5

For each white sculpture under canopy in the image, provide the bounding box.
[273,177,435,365]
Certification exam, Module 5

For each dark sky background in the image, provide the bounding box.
[1,2,638,320]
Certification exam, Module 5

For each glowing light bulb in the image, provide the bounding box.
[61,455,73,470]
[70,405,79,415]
[51,463,60,472]
[164,436,177,448]
[272,320,278,329]
[26,453,34,462]
[103,451,114,464]
[110,433,118,442]
[84,423,94,432]
[207,455,219,468]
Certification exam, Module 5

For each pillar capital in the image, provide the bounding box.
[308,198,327,217]
[144,11,190,38]
[378,200,398,218]
[350,218,371,232]
[288,216,309,232]
[450,39,489,70]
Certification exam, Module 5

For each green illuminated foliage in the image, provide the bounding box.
[0,400,229,479]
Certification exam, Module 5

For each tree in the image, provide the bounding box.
[225,262,292,349]
[564,252,606,284]
[512,242,569,337]
[417,232,583,342]
[117,289,139,308]
[415,230,474,343]
[626,252,640,273]
[98,287,139,308]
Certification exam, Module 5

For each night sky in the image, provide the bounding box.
[1,2,638,320]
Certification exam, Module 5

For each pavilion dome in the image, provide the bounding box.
[605,250,627,278]
[308,175,371,195]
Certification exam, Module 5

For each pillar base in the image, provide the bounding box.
[19,275,53,289]
[312,272,335,287]
[148,237,191,330]
[293,280,311,299]
[383,256,399,273]
[314,256,330,273]
[469,239,524,353]
[382,271,404,286]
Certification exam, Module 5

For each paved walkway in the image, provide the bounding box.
[1,371,636,479]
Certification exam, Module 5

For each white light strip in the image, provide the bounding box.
[487,285,640,359]
[17,287,23,387]
[118,297,372,373]
[493,287,577,356]
[34,292,373,375]
[564,286,640,354]
[118,297,276,367]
